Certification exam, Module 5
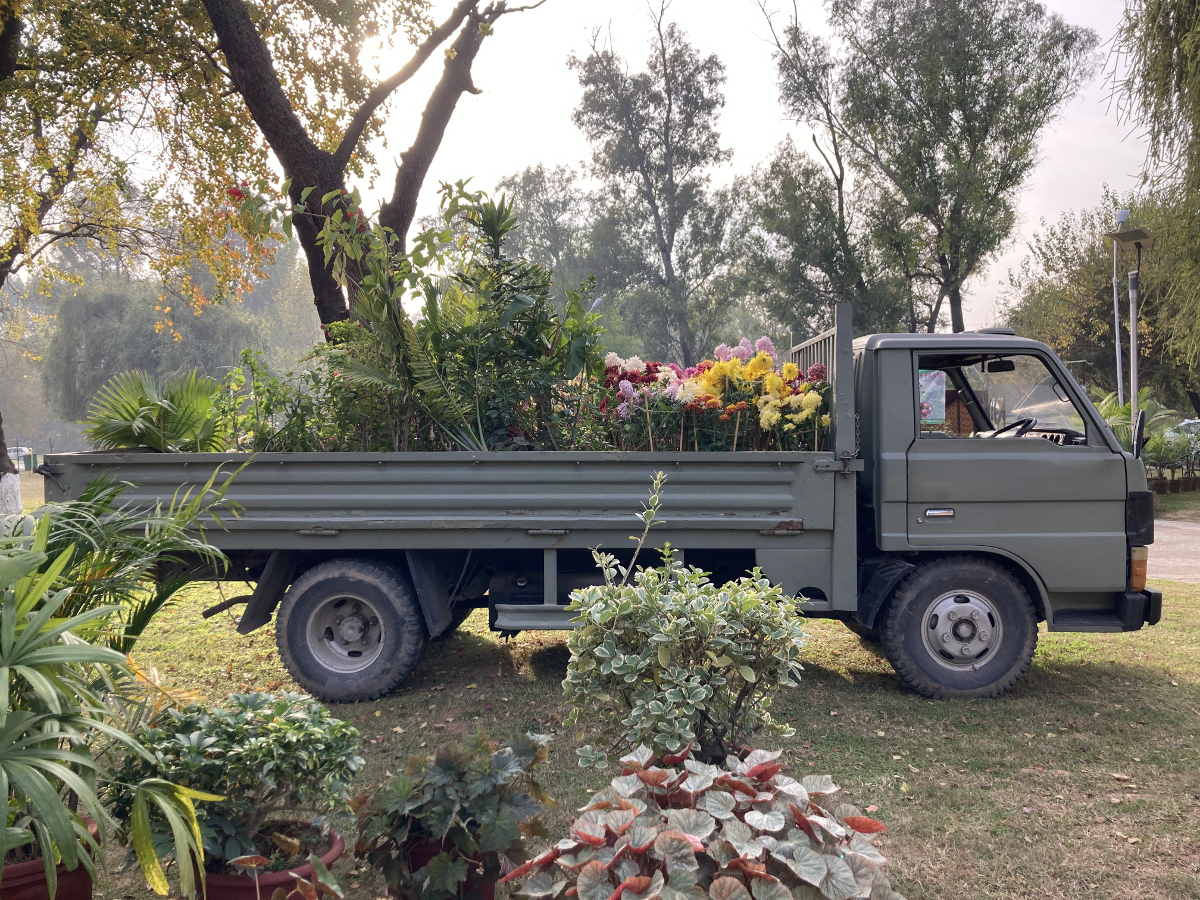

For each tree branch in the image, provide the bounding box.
[332,0,481,171]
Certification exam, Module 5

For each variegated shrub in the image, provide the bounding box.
[502,746,903,900]
[563,549,806,767]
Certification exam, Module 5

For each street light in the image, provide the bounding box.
[1106,225,1156,436]
[1111,210,1129,406]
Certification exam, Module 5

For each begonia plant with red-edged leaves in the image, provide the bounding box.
[503,745,903,900]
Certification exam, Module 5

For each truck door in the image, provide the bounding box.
[905,351,1127,593]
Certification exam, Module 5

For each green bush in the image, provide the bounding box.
[0,513,213,899]
[108,692,363,869]
[563,475,806,767]
[354,730,552,900]
[503,744,903,900]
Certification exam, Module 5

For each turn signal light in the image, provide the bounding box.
[1130,546,1149,592]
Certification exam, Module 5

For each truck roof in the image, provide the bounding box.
[854,331,1053,354]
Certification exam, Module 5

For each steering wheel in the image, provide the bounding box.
[990,417,1037,438]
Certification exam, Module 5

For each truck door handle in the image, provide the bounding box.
[923,508,955,518]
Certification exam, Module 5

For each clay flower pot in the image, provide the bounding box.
[408,840,496,900]
[1169,477,1183,493]
[202,829,345,900]
[1152,479,1169,494]
[1,821,99,900]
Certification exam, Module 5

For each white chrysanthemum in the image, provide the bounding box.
[604,351,624,369]
[624,355,646,374]
[676,382,700,404]
[656,369,675,384]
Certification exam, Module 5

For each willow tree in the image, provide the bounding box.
[1114,0,1200,367]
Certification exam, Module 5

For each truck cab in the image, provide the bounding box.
[850,328,1159,698]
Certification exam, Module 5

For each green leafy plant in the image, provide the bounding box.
[0,514,217,899]
[83,369,229,452]
[1089,387,1178,452]
[564,474,806,766]
[354,730,553,900]
[3,471,235,653]
[503,744,903,900]
[107,692,363,871]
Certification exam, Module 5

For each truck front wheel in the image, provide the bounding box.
[880,557,1037,699]
[276,559,428,702]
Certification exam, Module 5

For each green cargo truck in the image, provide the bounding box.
[40,304,1160,702]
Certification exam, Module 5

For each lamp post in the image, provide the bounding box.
[1111,210,1129,406]
[1106,225,1156,436]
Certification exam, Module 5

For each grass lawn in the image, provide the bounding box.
[18,470,43,513]
[98,577,1200,900]
[1157,489,1200,522]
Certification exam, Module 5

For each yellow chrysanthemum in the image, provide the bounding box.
[820,413,831,427]
[762,372,787,398]
[802,390,823,412]
[745,352,774,378]
[782,362,799,381]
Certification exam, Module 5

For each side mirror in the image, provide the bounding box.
[1132,409,1146,458]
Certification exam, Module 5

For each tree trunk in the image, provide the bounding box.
[0,409,21,515]
[948,282,965,333]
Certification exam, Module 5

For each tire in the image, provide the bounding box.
[276,558,427,702]
[843,620,881,643]
[880,556,1037,700]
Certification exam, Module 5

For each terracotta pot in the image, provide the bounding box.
[1169,478,1183,493]
[1,821,98,900]
[1184,476,1197,492]
[408,841,496,900]
[202,830,344,900]
[1152,479,1169,494]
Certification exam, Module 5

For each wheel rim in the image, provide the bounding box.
[305,593,385,674]
[919,589,1004,672]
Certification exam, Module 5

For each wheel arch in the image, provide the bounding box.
[868,548,1049,626]
[235,549,457,639]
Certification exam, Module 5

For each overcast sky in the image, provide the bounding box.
[366,0,1148,333]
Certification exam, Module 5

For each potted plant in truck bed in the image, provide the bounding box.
[353,730,553,900]
[1,515,210,900]
[108,692,361,899]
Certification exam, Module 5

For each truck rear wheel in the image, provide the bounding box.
[880,557,1037,699]
[276,559,427,702]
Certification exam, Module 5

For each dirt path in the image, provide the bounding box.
[1149,519,1200,584]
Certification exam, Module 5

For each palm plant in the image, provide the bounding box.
[1089,387,1178,451]
[83,370,228,452]
[0,516,218,899]
[2,469,236,653]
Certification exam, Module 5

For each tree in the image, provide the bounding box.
[1113,0,1200,366]
[201,0,544,326]
[570,8,741,366]
[742,139,916,336]
[1003,188,1200,408]
[495,165,590,307]
[774,0,1097,332]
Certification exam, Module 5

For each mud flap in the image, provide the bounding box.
[237,550,299,634]
[404,550,453,638]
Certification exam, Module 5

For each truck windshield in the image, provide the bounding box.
[918,353,1087,442]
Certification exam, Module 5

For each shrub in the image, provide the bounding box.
[563,475,805,767]
[502,745,903,900]
[0,512,213,899]
[354,729,553,900]
[108,692,363,868]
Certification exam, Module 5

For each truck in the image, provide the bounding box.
[39,303,1160,703]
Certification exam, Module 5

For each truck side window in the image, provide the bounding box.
[918,354,1088,444]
